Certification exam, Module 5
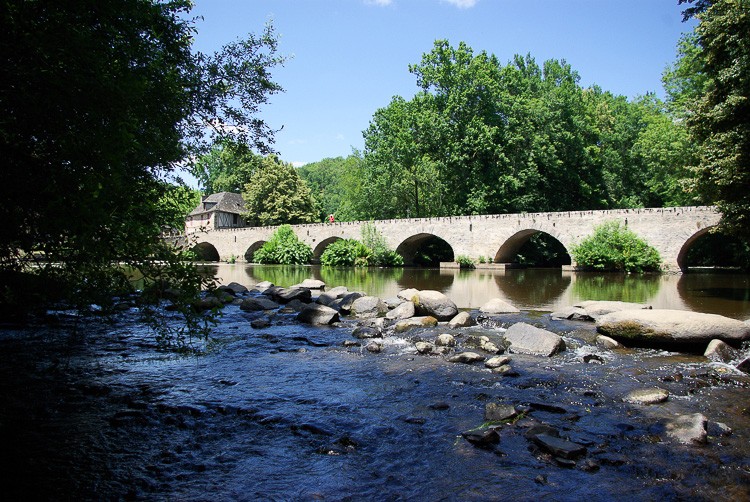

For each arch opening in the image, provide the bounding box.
[191,242,220,262]
[396,233,453,267]
[678,227,749,272]
[495,230,571,267]
[312,237,343,264]
[244,241,267,263]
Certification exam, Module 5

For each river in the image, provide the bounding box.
[204,264,750,319]
[0,266,748,500]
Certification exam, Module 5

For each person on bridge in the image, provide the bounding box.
[328,214,335,224]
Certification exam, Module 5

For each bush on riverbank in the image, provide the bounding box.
[571,221,661,273]
[252,225,312,265]
[320,223,404,267]
[320,239,370,267]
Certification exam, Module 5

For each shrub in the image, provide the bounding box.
[320,239,370,267]
[360,222,404,267]
[571,222,661,273]
[456,255,476,269]
[252,225,312,264]
[478,255,486,264]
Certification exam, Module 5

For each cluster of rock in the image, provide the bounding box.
[231,281,568,367]
[552,300,750,370]
[203,281,750,374]
[193,279,749,459]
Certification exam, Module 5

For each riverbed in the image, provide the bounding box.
[1,267,749,500]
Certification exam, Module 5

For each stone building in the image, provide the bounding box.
[185,192,246,233]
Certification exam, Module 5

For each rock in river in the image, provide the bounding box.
[623,388,669,405]
[596,309,750,348]
[412,290,458,321]
[350,296,388,319]
[447,311,474,328]
[575,300,651,321]
[503,322,565,357]
[385,300,415,321]
[240,297,280,312]
[479,298,520,314]
[667,413,708,445]
[394,316,438,333]
[446,352,485,364]
[297,304,340,325]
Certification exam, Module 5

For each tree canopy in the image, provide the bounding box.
[355,41,691,220]
[242,156,318,226]
[0,0,284,325]
[684,0,750,240]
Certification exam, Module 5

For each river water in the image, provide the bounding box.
[1,266,749,500]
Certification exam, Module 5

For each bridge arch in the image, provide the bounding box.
[191,242,220,262]
[396,233,454,266]
[676,225,750,271]
[312,236,343,264]
[244,241,267,262]
[494,229,571,266]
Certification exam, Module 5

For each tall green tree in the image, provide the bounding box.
[685,0,750,239]
[192,140,262,194]
[0,0,285,327]
[297,153,365,221]
[243,156,318,226]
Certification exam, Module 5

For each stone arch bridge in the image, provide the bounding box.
[184,206,720,272]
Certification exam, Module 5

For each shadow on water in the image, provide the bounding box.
[677,272,750,317]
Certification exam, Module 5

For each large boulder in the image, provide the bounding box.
[317,286,349,306]
[503,322,565,356]
[239,297,280,311]
[350,296,388,319]
[292,279,326,290]
[385,300,415,321]
[574,300,651,321]
[479,298,520,314]
[332,292,365,314]
[266,286,312,304]
[596,309,750,348]
[297,304,340,325]
[448,311,474,328]
[412,290,458,321]
[397,288,420,302]
[704,339,737,363]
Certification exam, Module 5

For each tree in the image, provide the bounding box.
[685,0,750,240]
[0,1,285,331]
[192,140,262,194]
[243,156,318,226]
[297,153,365,222]
[362,95,444,218]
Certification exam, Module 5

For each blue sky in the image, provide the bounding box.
[190,0,696,168]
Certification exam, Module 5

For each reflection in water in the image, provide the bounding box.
[493,269,571,309]
[677,272,750,318]
[198,263,750,319]
[570,273,661,304]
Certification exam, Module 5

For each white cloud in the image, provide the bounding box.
[365,0,392,6]
[442,0,478,8]
[291,161,307,168]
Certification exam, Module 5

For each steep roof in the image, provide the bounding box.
[188,192,246,216]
